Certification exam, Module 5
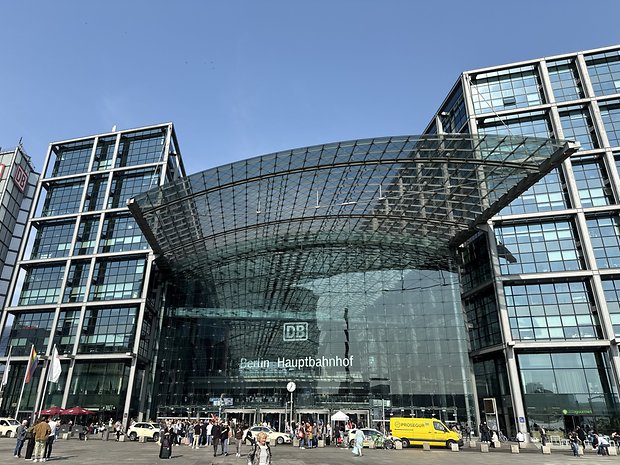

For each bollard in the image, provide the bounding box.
[118,434,126,442]
[395,441,402,450]
[139,436,147,443]
[422,442,431,451]
[318,439,324,448]
[480,443,489,453]
[519,441,526,448]
[541,445,551,454]
[368,440,375,449]
[451,443,459,452]
[493,440,501,448]
[62,432,70,440]
[469,440,477,448]
[609,446,618,456]
[511,444,520,453]
[293,438,299,447]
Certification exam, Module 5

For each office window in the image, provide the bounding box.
[42,180,84,217]
[495,220,583,274]
[116,128,166,168]
[478,111,551,138]
[501,169,568,215]
[602,279,620,337]
[63,261,91,303]
[107,169,158,209]
[99,214,147,253]
[89,258,145,301]
[94,136,116,171]
[600,101,620,148]
[5,312,54,356]
[73,216,100,255]
[84,174,108,211]
[559,106,599,150]
[49,140,92,177]
[505,282,599,341]
[587,216,620,268]
[78,307,137,353]
[30,220,75,259]
[471,65,544,114]
[586,50,620,97]
[572,159,613,207]
[547,59,585,103]
[19,264,65,305]
[53,310,81,354]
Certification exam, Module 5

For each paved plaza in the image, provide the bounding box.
[1,436,618,465]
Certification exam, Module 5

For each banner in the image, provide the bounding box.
[24,345,38,384]
[48,345,62,383]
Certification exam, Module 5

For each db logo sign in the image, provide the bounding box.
[283,322,308,341]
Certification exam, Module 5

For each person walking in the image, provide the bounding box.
[248,431,271,465]
[352,427,365,456]
[13,419,28,458]
[234,422,244,457]
[211,419,221,456]
[220,421,230,456]
[33,417,52,462]
[44,417,57,460]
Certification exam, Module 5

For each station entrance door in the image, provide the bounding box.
[224,408,256,426]
[259,408,286,432]
[342,409,370,428]
[296,409,330,430]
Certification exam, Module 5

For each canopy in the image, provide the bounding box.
[331,410,349,421]
[38,406,64,416]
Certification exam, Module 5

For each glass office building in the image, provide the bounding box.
[2,44,620,438]
[427,44,620,436]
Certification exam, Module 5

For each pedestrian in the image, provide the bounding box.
[248,431,271,465]
[192,421,201,449]
[569,431,580,456]
[44,417,57,459]
[220,420,230,456]
[539,426,547,446]
[352,427,365,456]
[159,428,172,459]
[479,422,490,443]
[13,419,28,458]
[234,422,244,457]
[33,416,52,463]
[24,422,36,460]
[211,419,221,457]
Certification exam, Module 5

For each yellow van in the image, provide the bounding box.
[389,417,463,448]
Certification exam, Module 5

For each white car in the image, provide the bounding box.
[247,426,291,445]
[0,417,20,438]
[127,422,161,442]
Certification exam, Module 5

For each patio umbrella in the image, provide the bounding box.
[38,406,65,416]
[62,406,95,415]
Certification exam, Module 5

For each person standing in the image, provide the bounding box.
[44,417,57,460]
[205,419,213,447]
[33,417,52,463]
[13,419,28,458]
[234,423,244,457]
[539,426,547,446]
[192,421,201,449]
[211,419,221,457]
[248,431,271,465]
[220,421,230,456]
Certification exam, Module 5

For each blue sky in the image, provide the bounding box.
[1,0,619,175]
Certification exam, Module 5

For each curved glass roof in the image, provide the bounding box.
[129,134,577,278]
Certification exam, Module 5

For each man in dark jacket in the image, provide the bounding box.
[211,420,222,457]
[220,421,230,456]
[13,419,28,457]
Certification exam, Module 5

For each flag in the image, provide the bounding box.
[48,345,62,383]
[1,346,11,387]
[24,345,38,384]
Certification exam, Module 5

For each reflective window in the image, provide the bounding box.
[94,136,116,171]
[73,216,100,255]
[42,180,84,216]
[30,220,75,259]
[505,282,599,341]
[585,50,620,97]
[478,111,551,138]
[89,258,145,301]
[602,279,620,337]
[116,128,166,168]
[62,261,91,303]
[5,312,54,355]
[547,59,585,103]
[559,106,599,150]
[19,264,65,305]
[471,65,544,114]
[98,214,148,253]
[519,352,617,415]
[84,174,108,211]
[572,159,613,207]
[501,169,568,215]
[495,221,584,274]
[599,101,620,148]
[463,291,501,351]
[107,169,158,209]
[53,310,81,354]
[587,216,620,268]
[49,140,92,177]
[67,362,130,412]
[78,307,137,354]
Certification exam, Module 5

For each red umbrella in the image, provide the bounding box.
[38,406,64,415]
[62,406,96,415]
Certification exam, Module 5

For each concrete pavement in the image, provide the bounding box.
[1,436,616,464]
